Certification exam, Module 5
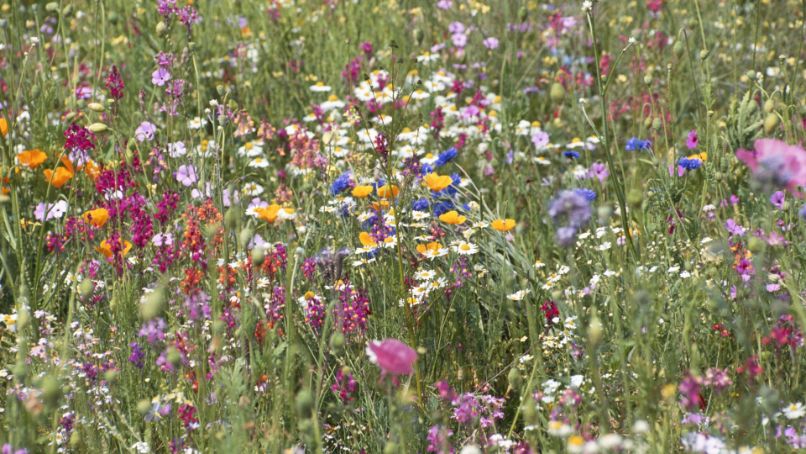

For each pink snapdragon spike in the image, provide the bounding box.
[736,138,806,195]
[366,338,417,376]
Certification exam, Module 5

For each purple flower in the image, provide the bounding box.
[135,121,157,142]
[175,164,198,187]
[139,318,167,345]
[686,129,698,150]
[800,204,806,220]
[770,191,785,210]
[151,67,171,86]
[482,37,499,50]
[366,338,417,376]
[437,0,452,9]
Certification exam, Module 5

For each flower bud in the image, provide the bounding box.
[507,367,523,389]
[295,389,314,416]
[549,82,565,103]
[140,288,166,320]
[156,21,167,35]
[251,246,265,266]
[77,279,94,298]
[87,122,108,133]
[87,102,105,112]
[763,113,779,134]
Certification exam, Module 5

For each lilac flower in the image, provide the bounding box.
[448,22,465,34]
[800,204,806,220]
[770,191,785,210]
[167,141,187,158]
[531,130,549,150]
[139,318,167,345]
[548,190,592,246]
[175,164,198,187]
[589,162,609,182]
[437,0,452,9]
[451,33,467,48]
[483,37,500,49]
[366,339,417,376]
[34,200,68,221]
[152,232,173,247]
[151,67,171,86]
[128,342,145,368]
[724,218,746,237]
[135,121,157,142]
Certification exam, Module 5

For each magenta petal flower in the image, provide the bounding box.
[366,338,417,376]
[736,138,806,195]
[152,67,171,87]
[175,164,198,187]
[685,129,698,150]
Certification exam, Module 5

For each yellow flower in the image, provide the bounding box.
[0,118,7,137]
[17,149,47,169]
[97,238,132,259]
[438,210,466,225]
[82,208,110,228]
[423,173,453,192]
[491,218,516,232]
[377,184,399,199]
[351,185,374,198]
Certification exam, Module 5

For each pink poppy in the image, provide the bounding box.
[736,139,806,195]
[366,339,417,376]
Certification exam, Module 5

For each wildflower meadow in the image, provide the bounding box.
[1,0,806,452]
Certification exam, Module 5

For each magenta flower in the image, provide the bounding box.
[736,138,806,195]
[686,129,698,150]
[366,338,417,376]
[770,191,785,209]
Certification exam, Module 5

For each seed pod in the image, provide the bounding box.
[238,227,254,249]
[87,102,105,112]
[295,389,314,416]
[251,247,265,266]
[763,99,775,113]
[588,312,603,346]
[763,113,779,134]
[507,367,523,389]
[549,82,565,103]
[673,40,685,57]
[77,279,94,298]
[156,21,167,35]
[45,2,59,12]
[87,122,108,133]
[140,287,166,320]
[224,206,240,230]
[329,332,345,353]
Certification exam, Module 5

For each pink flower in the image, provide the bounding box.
[686,129,698,150]
[366,338,417,376]
[736,139,806,195]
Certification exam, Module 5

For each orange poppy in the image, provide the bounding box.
[491,218,516,232]
[43,157,75,188]
[17,149,47,169]
[97,238,132,259]
[82,208,110,228]
[0,118,8,137]
[438,210,466,225]
[358,232,377,247]
[416,241,443,255]
[376,184,399,199]
[351,185,374,198]
[423,173,453,192]
[254,204,294,224]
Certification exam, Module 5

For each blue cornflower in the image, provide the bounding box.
[625,137,652,151]
[330,172,353,195]
[678,157,702,170]
[574,188,597,201]
[420,163,434,175]
[435,147,458,167]
[412,198,430,211]
[563,150,580,159]
[432,200,455,216]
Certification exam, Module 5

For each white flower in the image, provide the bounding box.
[248,156,270,168]
[507,289,530,301]
[309,82,331,92]
[783,402,805,420]
[582,1,593,12]
[414,270,436,281]
[453,241,479,255]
